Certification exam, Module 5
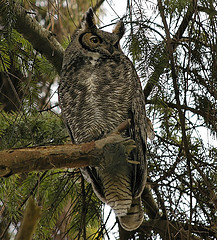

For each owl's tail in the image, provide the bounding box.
[118,197,144,231]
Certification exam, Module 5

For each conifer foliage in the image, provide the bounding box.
[0,0,216,239]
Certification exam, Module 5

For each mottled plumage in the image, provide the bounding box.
[58,8,147,231]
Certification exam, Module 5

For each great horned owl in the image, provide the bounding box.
[58,8,147,231]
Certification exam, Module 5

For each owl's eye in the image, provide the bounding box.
[80,33,102,49]
[89,36,100,44]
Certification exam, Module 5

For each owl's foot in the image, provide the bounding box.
[94,120,137,169]
[95,119,132,149]
[98,137,136,171]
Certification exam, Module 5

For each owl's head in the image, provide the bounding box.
[75,8,125,57]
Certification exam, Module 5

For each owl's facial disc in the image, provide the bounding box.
[80,32,121,56]
[80,9,124,56]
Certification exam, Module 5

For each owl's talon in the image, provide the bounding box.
[122,139,136,155]
[128,160,140,165]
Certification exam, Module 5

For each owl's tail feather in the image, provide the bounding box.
[118,197,144,231]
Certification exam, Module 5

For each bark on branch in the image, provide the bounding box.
[0,120,131,177]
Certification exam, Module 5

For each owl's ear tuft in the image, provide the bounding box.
[83,8,96,29]
[113,21,125,39]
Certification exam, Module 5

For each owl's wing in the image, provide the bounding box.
[81,166,106,202]
[129,67,147,198]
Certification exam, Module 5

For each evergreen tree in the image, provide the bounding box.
[0,0,216,239]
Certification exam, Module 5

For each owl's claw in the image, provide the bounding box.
[122,139,136,156]
[127,160,140,164]
[122,139,138,164]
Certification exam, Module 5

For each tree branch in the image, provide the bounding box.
[92,0,106,12]
[146,99,217,124]
[142,182,161,219]
[0,0,64,74]
[157,0,217,233]
[0,143,93,177]
[157,1,195,238]
[139,219,217,240]
[0,0,106,75]
[0,120,131,177]
[15,196,41,240]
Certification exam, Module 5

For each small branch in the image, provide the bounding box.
[0,120,131,177]
[173,1,196,42]
[157,0,217,236]
[146,99,217,124]
[191,156,217,211]
[143,1,196,99]
[142,183,161,219]
[157,1,194,238]
[15,196,41,240]
[139,219,216,240]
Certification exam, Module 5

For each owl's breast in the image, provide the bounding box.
[59,55,135,143]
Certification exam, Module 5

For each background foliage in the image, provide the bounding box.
[0,0,216,239]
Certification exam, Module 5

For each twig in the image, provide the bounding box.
[157,0,194,238]
[139,219,215,240]
[143,1,196,99]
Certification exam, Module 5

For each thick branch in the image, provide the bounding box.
[0,120,131,177]
[142,183,161,219]
[0,0,64,74]
[0,143,95,177]
[0,1,106,75]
